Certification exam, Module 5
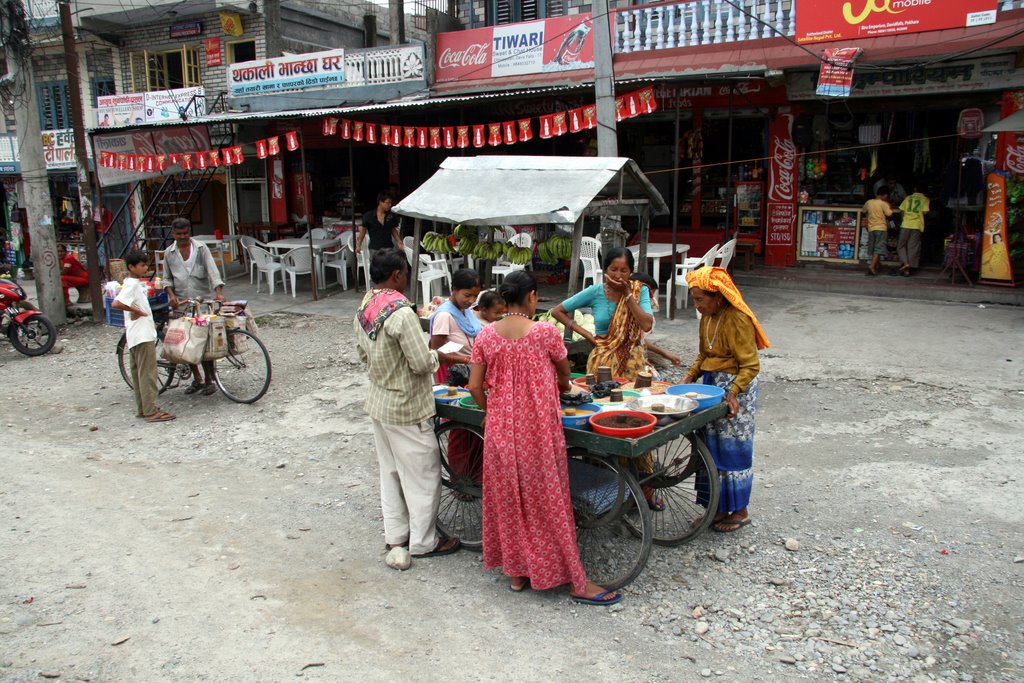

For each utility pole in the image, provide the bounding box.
[591,0,617,156]
[60,0,103,321]
[388,0,405,45]
[5,9,64,323]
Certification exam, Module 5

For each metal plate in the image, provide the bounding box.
[624,395,698,419]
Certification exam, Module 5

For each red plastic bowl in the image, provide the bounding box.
[588,410,658,438]
[573,376,629,390]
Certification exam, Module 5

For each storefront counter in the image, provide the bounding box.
[797,206,862,264]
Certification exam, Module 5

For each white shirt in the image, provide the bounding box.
[115,277,157,348]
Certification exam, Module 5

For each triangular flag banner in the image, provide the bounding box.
[429,127,441,149]
[353,121,364,142]
[552,112,567,136]
[340,119,352,139]
[472,125,486,148]
[518,119,533,141]
[569,108,583,133]
[443,127,455,148]
[638,87,657,114]
[539,115,553,139]
[457,126,470,148]
[403,127,416,148]
[181,153,194,170]
[285,130,299,151]
[366,123,377,144]
[323,117,338,136]
[256,139,268,159]
[381,125,391,146]
[268,136,280,155]
[156,154,168,171]
[503,121,516,145]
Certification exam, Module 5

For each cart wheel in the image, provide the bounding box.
[434,420,484,551]
[569,451,651,591]
[627,433,720,546]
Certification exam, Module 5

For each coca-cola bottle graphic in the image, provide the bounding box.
[554,19,592,66]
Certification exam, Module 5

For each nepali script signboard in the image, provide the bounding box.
[436,15,594,83]
[797,0,997,44]
[228,49,346,97]
[764,113,799,267]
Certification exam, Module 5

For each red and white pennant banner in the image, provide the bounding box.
[97,136,285,170]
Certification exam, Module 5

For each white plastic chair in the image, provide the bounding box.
[499,226,516,242]
[309,228,328,240]
[280,246,313,298]
[669,243,719,312]
[405,246,451,305]
[580,236,603,288]
[249,245,287,295]
[238,235,257,283]
[491,232,533,284]
[403,236,415,250]
[322,243,352,289]
[713,238,738,272]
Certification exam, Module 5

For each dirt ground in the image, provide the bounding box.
[1,288,1022,682]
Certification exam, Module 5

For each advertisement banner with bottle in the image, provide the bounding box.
[796,0,997,44]
[436,14,594,83]
[996,90,1024,174]
[979,172,1017,284]
[764,113,799,266]
[91,126,211,187]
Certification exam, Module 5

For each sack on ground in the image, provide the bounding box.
[203,317,229,360]
[162,317,209,365]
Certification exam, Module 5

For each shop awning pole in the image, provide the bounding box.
[726,84,735,242]
[670,96,680,321]
[411,218,423,304]
[564,214,585,341]
[298,128,318,300]
[349,139,359,291]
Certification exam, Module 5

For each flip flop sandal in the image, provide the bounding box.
[184,381,205,395]
[411,534,461,558]
[712,518,751,533]
[144,411,176,423]
[571,590,622,606]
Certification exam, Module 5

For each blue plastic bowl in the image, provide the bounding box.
[664,383,726,410]
[560,403,601,430]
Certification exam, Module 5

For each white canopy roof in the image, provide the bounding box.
[983,108,1024,133]
[392,155,668,225]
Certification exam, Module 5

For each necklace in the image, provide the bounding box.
[504,312,532,319]
[705,313,725,349]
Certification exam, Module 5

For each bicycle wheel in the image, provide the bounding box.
[115,333,176,394]
[625,433,721,546]
[569,451,651,591]
[213,329,271,404]
[434,420,484,550]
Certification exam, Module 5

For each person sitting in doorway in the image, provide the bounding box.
[58,244,89,306]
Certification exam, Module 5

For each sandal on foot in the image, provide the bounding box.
[143,411,176,423]
[411,534,461,558]
[642,486,667,512]
[200,382,218,396]
[510,577,529,593]
[571,590,622,606]
[712,517,751,533]
[184,381,205,395]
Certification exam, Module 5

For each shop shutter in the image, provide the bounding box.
[36,81,70,130]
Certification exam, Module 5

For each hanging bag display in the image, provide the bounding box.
[161,317,209,365]
[202,317,229,360]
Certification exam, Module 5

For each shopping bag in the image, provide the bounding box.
[161,317,208,365]
[202,317,229,360]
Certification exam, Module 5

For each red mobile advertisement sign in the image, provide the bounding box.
[797,0,997,44]
[436,14,594,83]
[765,113,798,266]
[997,91,1024,174]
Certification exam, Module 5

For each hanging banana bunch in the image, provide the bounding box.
[421,231,452,254]
[536,235,573,265]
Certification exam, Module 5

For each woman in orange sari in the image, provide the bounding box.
[550,247,654,381]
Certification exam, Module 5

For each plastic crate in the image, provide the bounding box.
[104,291,168,327]
[104,296,124,327]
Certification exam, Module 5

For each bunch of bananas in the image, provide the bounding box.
[471,241,505,261]
[537,235,573,265]
[503,242,533,265]
[421,231,452,254]
[453,224,479,256]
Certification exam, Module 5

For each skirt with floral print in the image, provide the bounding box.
[696,372,759,514]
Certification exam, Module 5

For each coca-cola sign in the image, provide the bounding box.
[435,14,594,83]
[768,114,797,203]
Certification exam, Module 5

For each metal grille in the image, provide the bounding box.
[412,0,458,31]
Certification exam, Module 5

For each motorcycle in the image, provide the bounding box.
[0,277,57,356]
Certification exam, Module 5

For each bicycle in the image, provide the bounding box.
[115,298,272,404]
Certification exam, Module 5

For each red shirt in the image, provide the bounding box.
[62,254,87,278]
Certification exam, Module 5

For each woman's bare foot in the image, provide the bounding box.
[510,576,529,592]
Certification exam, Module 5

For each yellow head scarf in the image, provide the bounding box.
[685,266,771,350]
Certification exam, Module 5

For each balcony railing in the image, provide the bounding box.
[614,0,795,53]
[344,44,425,86]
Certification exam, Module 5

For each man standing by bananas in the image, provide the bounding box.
[356,191,403,254]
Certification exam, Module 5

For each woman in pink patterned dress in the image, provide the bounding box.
[468,271,621,606]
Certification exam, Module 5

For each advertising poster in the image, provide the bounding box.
[91,126,211,187]
[436,14,593,83]
[797,0,997,44]
[816,47,862,97]
[144,86,206,122]
[996,90,1024,174]
[96,93,146,127]
[41,129,78,170]
[227,49,346,97]
[205,37,223,67]
[765,113,798,266]
[980,173,1015,283]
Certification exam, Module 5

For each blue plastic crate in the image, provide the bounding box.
[104,296,124,327]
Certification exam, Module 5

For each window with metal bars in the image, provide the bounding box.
[489,0,563,25]
[91,77,116,107]
[36,81,70,130]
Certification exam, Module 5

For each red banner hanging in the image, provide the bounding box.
[196,152,208,170]
[614,97,626,122]
[456,126,470,148]
[381,124,391,146]
[518,119,533,141]
[552,112,567,136]
[323,117,338,136]
[472,125,486,147]
[232,145,244,164]
[144,155,156,173]
[568,107,584,133]
[487,123,502,146]
[353,121,364,142]
[168,153,180,165]
[403,127,416,148]
[156,154,168,171]
[181,153,194,170]
[366,123,377,144]
[340,119,351,139]
[502,121,516,145]
[256,139,268,159]
[443,127,455,148]
[285,130,299,151]
[268,137,280,156]
[209,150,221,167]
[391,127,402,146]
[765,112,799,267]
[221,148,234,166]
[415,127,427,148]
[638,87,657,114]
[539,115,554,139]
[429,127,441,149]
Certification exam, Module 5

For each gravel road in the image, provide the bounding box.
[1,288,1021,682]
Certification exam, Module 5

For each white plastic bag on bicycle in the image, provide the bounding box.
[202,317,229,360]
[162,317,209,365]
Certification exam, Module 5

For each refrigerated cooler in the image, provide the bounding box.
[734,181,764,252]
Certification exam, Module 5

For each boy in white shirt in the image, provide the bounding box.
[112,251,176,422]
